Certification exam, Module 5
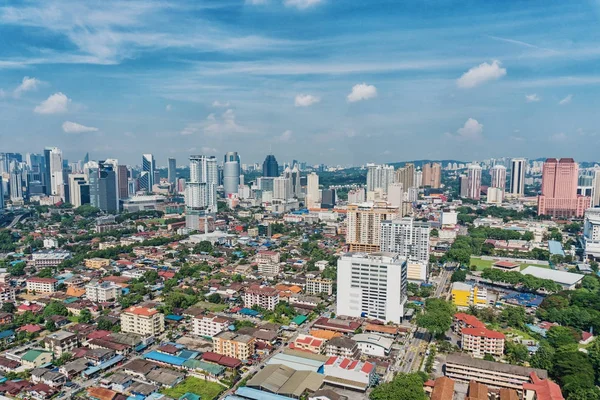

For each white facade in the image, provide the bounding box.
[273,177,292,200]
[584,208,600,259]
[257,263,281,276]
[467,164,482,200]
[0,285,16,305]
[352,333,393,357]
[387,182,403,208]
[193,314,230,337]
[306,173,320,208]
[441,211,458,226]
[306,277,333,295]
[509,158,526,197]
[48,147,65,200]
[366,164,395,194]
[85,281,120,302]
[121,306,165,336]
[337,252,407,323]
[490,165,507,191]
[68,173,87,207]
[380,217,430,264]
[487,187,504,204]
[347,188,365,204]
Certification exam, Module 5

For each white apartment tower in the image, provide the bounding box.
[185,155,218,229]
[467,164,482,200]
[366,164,395,194]
[48,147,65,200]
[273,177,292,200]
[346,201,400,253]
[509,158,526,197]
[380,217,430,263]
[337,252,407,323]
[490,165,507,191]
[306,172,320,208]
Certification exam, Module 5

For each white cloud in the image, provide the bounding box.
[525,94,540,102]
[294,94,320,107]
[212,100,231,108]
[181,109,251,136]
[347,83,377,102]
[34,92,71,114]
[284,0,323,9]
[62,121,98,133]
[201,146,217,153]
[165,104,172,111]
[14,76,41,97]
[279,130,293,142]
[559,94,573,105]
[445,118,484,140]
[457,60,507,88]
[551,132,567,142]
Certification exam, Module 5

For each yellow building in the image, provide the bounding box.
[85,258,111,269]
[451,282,488,308]
[213,331,255,361]
[120,306,165,337]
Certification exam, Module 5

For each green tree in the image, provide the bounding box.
[45,320,57,332]
[369,372,427,400]
[500,306,527,329]
[505,341,529,365]
[193,241,214,254]
[553,351,596,397]
[530,341,555,371]
[1,302,15,313]
[43,301,69,318]
[54,352,73,366]
[78,309,93,324]
[97,318,114,331]
[207,293,222,304]
[416,299,454,337]
[450,269,467,283]
[546,326,578,349]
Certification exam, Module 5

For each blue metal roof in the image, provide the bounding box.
[165,314,184,321]
[548,240,565,256]
[143,350,187,366]
[83,354,124,376]
[239,308,259,316]
[235,387,295,400]
[0,330,15,339]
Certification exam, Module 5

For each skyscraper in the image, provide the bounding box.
[321,189,336,209]
[346,201,400,252]
[0,178,4,210]
[262,154,279,177]
[422,162,442,188]
[89,161,118,212]
[467,164,482,200]
[43,147,52,195]
[48,147,65,200]
[9,163,25,201]
[380,217,430,264]
[509,158,526,197]
[306,172,320,208]
[117,165,129,200]
[68,173,90,208]
[168,158,177,186]
[490,165,507,191]
[139,154,155,192]
[538,158,590,217]
[185,155,218,229]
[366,164,395,193]
[223,152,240,198]
[395,163,415,190]
[283,165,301,197]
[459,175,469,198]
[273,177,291,200]
[337,252,407,323]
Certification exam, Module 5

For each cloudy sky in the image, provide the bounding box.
[1,0,600,166]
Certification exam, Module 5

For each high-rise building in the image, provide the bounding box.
[43,147,52,195]
[139,154,155,192]
[422,162,441,188]
[0,178,4,210]
[9,163,25,202]
[185,155,218,229]
[380,217,430,263]
[538,158,590,217]
[168,158,177,186]
[346,201,400,252]
[387,183,403,208]
[68,174,89,208]
[273,177,291,200]
[321,189,336,209]
[306,172,320,208]
[584,208,600,259]
[509,158,526,197]
[89,161,118,212]
[348,188,365,204]
[414,170,423,188]
[490,165,507,191]
[459,175,469,198]
[395,163,415,190]
[337,252,407,323]
[366,164,395,193]
[467,165,482,200]
[223,152,240,198]
[25,153,44,183]
[283,165,301,197]
[262,154,279,177]
[117,165,129,200]
[47,147,65,200]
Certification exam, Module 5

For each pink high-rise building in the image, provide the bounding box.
[538,158,590,217]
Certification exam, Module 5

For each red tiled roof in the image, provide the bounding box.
[361,362,374,373]
[462,327,505,340]
[493,261,519,268]
[454,313,486,329]
[522,372,564,400]
[201,352,241,368]
[325,356,337,366]
[87,330,112,340]
[339,358,350,369]
[123,306,159,317]
[18,324,42,333]
[27,277,57,284]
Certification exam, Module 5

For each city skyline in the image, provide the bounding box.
[1,1,600,164]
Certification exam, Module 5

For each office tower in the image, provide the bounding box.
[509,158,526,197]
[0,178,3,210]
[366,164,395,194]
[459,175,469,198]
[387,183,403,208]
[348,188,365,204]
[306,172,320,208]
[9,163,25,201]
[262,154,279,177]
[47,147,65,200]
[273,177,291,200]
[43,148,52,195]
[103,159,121,203]
[337,253,407,323]
[116,165,129,200]
[185,155,218,229]
[380,217,430,264]
[139,154,155,192]
[89,161,118,212]
[414,170,423,188]
[168,158,177,187]
[321,189,336,209]
[467,165,482,200]
[395,163,415,190]
[422,162,442,188]
[68,174,89,208]
[538,158,590,217]
[592,168,600,207]
[25,153,44,183]
[346,201,400,252]
[283,165,301,197]
[223,152,240,198]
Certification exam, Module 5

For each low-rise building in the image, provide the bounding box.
[461,327,505,356]
[85,258,111,269]
[193,314,231,337]
[85,281,121,302]
[212,331,255,361]
[31,250,71,267]
[523,372,564,400]
[406,261,428,282]
[306,277,333,296]
[0,284,16,305]
[257,263,281,276]
[352,333,393,357]
[492,261,521,272]
[244,285,280,311]
[453,313,486,334]
[121,306,164,337]
[290,335,325,354]
[44,331,79,357]
[451,282,487,308]
[325,337,360,359]
[255,251,280,264]
[21,350,53,369]
[26,278,58,294]
[322,357,377,391]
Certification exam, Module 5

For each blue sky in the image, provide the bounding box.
[1,0,600,166]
